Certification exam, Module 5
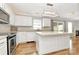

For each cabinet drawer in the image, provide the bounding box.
[0,46,7,55]
[0,38,7,55]
[0,41,7,47]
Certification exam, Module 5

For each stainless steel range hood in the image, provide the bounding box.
[0,7,9,24]
[0,19,9,24]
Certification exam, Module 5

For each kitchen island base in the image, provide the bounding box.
[44,48,69,55]
[36,32,71,55]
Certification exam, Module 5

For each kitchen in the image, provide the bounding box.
[0,3,79,55]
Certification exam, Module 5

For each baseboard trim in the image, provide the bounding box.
[17,41,36,44]
[44,48,69,55]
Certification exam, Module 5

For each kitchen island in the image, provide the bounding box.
[35,32,72,55]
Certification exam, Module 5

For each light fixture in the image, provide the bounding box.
[47,3,53,6]
[42,3,58,18]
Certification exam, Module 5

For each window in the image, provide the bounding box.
[33,19,42,30]
[53,21,64,32]
[57,22,64,32]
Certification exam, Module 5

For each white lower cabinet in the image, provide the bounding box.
[35,33,70,54]
[16,32,36,44]
[0,38,7,55]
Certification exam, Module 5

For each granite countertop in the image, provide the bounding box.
[36,31,72,36]
[0,33,8,40]
[0,32,16,40]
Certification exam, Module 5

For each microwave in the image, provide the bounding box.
[0,7,9,24]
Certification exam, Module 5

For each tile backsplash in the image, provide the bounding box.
[0,24,10,33]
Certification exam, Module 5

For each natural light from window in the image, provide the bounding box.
[33,19,42,30]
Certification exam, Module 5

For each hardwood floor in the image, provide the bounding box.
[44,49,69,55]
[70,37,79,55]
[15,42,36,55]
[15,37,79,55]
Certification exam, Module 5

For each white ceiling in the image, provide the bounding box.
[9,3,47,17]
[9,3,79,20]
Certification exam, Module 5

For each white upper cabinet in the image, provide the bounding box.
[15,15,32,26]
[0,3,15,25]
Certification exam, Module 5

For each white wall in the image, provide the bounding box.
[15,15,32,26]
[43,18,51,27]
[4,4,15,25]
[54,3,79,18]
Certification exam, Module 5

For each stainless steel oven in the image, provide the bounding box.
[7,33,16,55]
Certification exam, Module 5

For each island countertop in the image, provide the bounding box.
[36,31,72,36]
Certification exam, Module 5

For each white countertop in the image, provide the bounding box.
[36,31,72,36]
[0,35,8,40]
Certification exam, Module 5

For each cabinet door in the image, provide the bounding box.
[0,45,7,55]
[16,32,35,44]
[0,38,7,55]
[25,32,35,41]
[56,35,70,50]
